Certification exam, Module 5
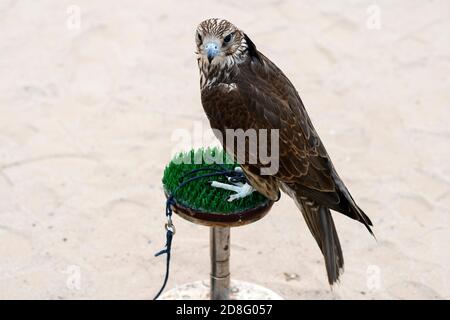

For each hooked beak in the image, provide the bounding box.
[204,42,220,63]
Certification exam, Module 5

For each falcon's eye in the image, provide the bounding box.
[197,32,202,43]
[223,33,232,44]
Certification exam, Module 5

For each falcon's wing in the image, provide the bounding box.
[201,48,372,231]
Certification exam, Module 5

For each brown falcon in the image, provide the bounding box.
[195,18,373,284]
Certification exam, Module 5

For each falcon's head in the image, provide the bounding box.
[195,18,249,67]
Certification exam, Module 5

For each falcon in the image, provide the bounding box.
[195,18,373,284]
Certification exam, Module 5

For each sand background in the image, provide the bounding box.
[0,0,449,299]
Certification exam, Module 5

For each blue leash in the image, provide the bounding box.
[153,165,244,300]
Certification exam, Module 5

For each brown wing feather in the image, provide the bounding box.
[201,50,373,232]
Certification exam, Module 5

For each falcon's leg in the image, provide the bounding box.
[210,181,255,202]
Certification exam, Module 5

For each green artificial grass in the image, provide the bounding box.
[162,148,269,214]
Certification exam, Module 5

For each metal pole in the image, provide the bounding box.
[210,226,230,300]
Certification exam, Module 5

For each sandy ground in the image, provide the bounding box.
[0,0,449,299]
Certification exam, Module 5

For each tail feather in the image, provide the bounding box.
[296,196,344,284]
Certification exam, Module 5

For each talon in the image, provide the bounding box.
[211,179,255,201]
[211,181,241,192]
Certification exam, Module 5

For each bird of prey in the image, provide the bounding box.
[195,18,373,284]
